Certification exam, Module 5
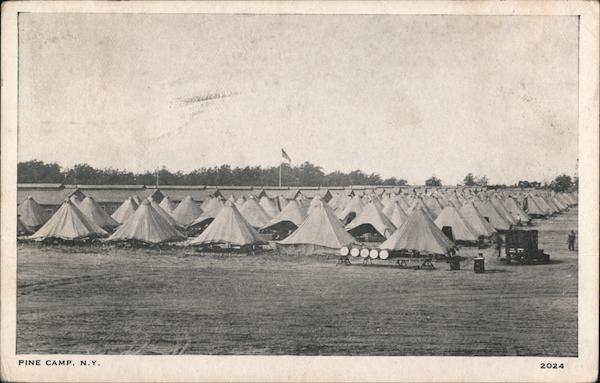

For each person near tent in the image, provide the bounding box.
[494,233,503,257]
[516,214,522,226]
[567,230,576,251]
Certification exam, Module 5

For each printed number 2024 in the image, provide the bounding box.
[541,363,564,369]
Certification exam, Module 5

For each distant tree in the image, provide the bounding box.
[64,163,102,184]
[549,174,573,192]
[463,173,476,186]
[463,173,488,186]
[475,175,488,186]
[17,159,411,187]
[17,160,63,183]
[382,177,408,186]
[425,176,442,187]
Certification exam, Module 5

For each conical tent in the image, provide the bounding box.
[425,197,443,216]
[407,199,436,220]
[397,197,412,212]
[190,201,264,247]
[235,196,247,210]
[346,202,396,238]
[372,196,385,211]
[239,196,272,228]
[525,196,547,217]
[434,206,479,242]
[386,202,409,230]
[111,197,138,224]
[259,196,279,218]
[202,196,225,214]
[277,196,288,210]
[78,196,120,230]
[70,194,83,206]
[30,199,107,241]
[534,196,555,215]
[172,196,203,227]
[336,195,364,223]
[379,207,454,255]
[17,215,33,235]
[503,197,530,223]
[190,199,225,228]
[159,196,176,214]
[278,198,357,255]
[149,199,182,228]
[108,200,185,244]
[261,199,308,232]
[475,200,511,231]
[458,202,496,238]
[17,196,49,230]
[545,197,561,213]
[551,196,567,211]
[490,197,517,225]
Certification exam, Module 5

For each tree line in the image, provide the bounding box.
[17,160,577,192]
[17,160,409,187]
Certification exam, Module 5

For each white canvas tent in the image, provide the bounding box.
[79,196,120,230]
[159,196,177,214]
[17,215,33,235]
[434,206,479,242]
[379,207,454,255]
[189,201,264,247]
[346,202,396,239]
[261,199,308,233]
[385,202,409,230]
[172,196,203,227]
[111,197,138,224]
[475,200,511,231]
[30,199,108,241]
[108,199,185,244]
[336,195,364,224]
[503,197,531,224]
[149,199,182,229]
[278,197,357,255]
[190,198,225,229]
[17,196,49,230]
[259,196,280,218]
[239,196,272,228]
[458,202,496,238]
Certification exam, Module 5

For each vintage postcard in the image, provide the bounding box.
[1,1,598,382]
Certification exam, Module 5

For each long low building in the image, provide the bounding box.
[17,183,489,215]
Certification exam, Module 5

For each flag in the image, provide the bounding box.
[281,148,291,163]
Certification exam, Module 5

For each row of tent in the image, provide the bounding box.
[17,188,577,256]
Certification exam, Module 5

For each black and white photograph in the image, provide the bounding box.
[1,1,598,382]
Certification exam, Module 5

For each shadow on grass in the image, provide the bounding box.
[499,259,567,266]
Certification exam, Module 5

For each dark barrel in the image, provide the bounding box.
[474,255,485,273]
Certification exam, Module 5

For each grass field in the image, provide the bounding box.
[17,208,577,356]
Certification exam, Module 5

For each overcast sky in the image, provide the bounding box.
[18,14,578,185]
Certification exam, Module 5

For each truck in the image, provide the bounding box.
[502,229,550,264]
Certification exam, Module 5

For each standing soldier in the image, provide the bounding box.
[494,233,503,257]
[567,230,576,251]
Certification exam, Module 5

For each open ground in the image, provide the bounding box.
[17,209,577,356]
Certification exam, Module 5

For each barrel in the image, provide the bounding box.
[449,257,460,271]
[474,256,485,273]
[360,248,370,258]
[340,247,350,256]
[379,249,389,260]
[350,247,360,257]
[369,249,379,259]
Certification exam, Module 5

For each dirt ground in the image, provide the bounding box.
[16,208,577,356]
